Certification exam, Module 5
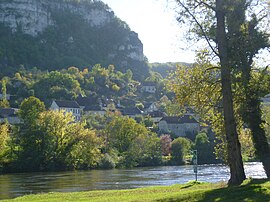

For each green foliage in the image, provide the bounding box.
[14,108,101,171]
[170,137,191,165]
[105,116,162,167]
[238,129,256,162]
[98,152,118,169]
[18,96,46,126]
[262,105,270,144]
[0,78,9,108]
[33,71,81,105]
[0,100,9,109]
[167,51,225,159]
[150,62,191,78]
[0,123,10,168]
[194,132,216,164]
[106,116,146,153]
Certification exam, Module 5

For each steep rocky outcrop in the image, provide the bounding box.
[0,0,148,79]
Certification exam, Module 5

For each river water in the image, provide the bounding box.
[0,162,267,200]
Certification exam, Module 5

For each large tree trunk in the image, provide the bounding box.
[227,0,270,178]
[239,52,270,179]
[216,0,246,185]
[245,92,270,178]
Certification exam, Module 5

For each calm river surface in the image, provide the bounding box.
[0,162,267,200]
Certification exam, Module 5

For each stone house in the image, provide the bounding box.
[159,115,200,139]
[141,81,156,94]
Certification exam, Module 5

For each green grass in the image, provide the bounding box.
[2,179,269,202]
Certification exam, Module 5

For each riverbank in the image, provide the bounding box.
[1,178,269,202]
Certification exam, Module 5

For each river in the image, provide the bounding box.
[0,162,267,200]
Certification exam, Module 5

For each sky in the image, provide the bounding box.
[101,0,195,63]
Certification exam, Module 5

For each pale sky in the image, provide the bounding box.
[101,0,195,63]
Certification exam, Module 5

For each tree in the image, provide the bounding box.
[15,96,46,171]
[18,96,46,126]
[170,137,191,165]
[160,134,172,156]
[216,0,246,184]
[36,110,101,170]
[225,1,270,178]
[0,123,10,165]
[0,78,10,108]
[105,116,162,167]
[194,132,216,164]
[33,71,81,105]
[173,0,270,184]
[262,105,270,144]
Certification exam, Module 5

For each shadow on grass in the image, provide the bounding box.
[156,179,269,202]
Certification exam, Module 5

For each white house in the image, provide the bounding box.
[141,82,156,94]
[159,115,200,139]
[50,100,81,121]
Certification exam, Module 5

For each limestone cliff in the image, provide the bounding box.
[0,0,148,79]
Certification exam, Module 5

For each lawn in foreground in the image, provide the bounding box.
[2,179,269,202]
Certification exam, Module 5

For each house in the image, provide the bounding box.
[50,100,81,121]
[0,108,21,124]
[147,110,167,123]
[141,81,156,94]
[159,115,200,139]
[83,105,106,116]
[143,102,158,113]
[76,95,105,115]
[121,107,143,119]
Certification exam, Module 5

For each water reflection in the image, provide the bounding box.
[0,162,266,200]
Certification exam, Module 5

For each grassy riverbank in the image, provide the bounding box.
[2,179,269,202]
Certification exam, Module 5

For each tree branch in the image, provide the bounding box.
[194,0,216,11]
[176,0,219,57]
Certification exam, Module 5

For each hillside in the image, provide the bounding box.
[150,62,191,78]
[0,0,149,80]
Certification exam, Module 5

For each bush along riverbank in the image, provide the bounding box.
[2,178,269,202]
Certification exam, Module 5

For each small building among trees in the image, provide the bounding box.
[159,115,200,139]
[50,100,81,121]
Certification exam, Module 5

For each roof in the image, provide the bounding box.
[0,108,18,118]
[142,81,156,86]
[147,110,167,118]
[261,94,270,103]
[84,105,104,111]
[76,95,99,107]
[144,102,156,109]
[122,107,142,116]
[160,115,198,124]
[54,100,80,108]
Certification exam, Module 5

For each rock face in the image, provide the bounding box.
[0,0,147,79]
[0,0,114,36]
